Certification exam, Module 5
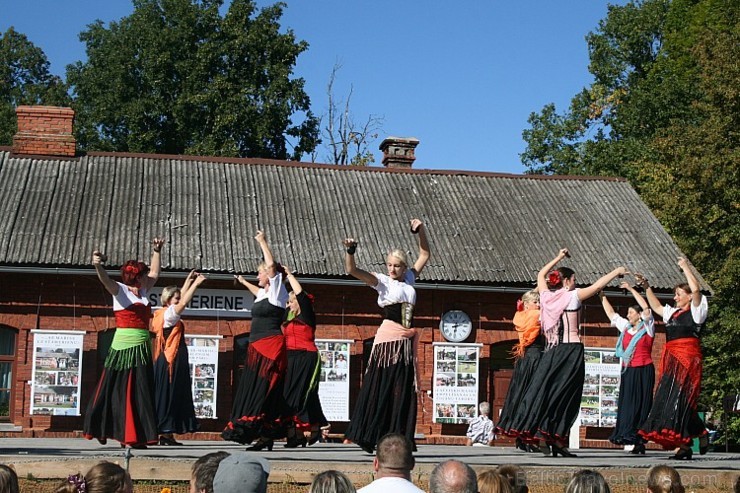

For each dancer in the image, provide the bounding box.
[282,268,328,447]
[152,270,207,445]
[343,218,430,453]
[222,230,289,450]
[83,238,164,448]
[495,290,543,452]
[599,282,654,454]
[637,257,708,460]
[532,248,627,457]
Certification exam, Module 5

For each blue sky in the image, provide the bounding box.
[1,0,625,174]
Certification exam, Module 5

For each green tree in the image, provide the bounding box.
[0,27,69,145]
[521,0,739,441]
[67,0,319,160]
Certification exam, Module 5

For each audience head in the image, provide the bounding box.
[477,469,513,493]
[0,465,19,493]
[374,433,415,477]
[495,465,528,493]
[429,460,478,493]
[565,470,611,493]
[646,465,685,493]
[309,470,356,493]
[55,461,133,493]
[190,451,230,493]
[478,402,490,417]
[212,452,270,493]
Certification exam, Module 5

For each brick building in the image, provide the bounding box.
[0,106,710,446]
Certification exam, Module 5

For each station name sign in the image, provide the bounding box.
[148,288,253,318]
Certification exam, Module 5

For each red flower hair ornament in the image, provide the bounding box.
[547,270,562,287]
[516,299,524,312]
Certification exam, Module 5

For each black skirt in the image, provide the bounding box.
[609,363,654,445]
[83,341,158,446]
[639,344,705,448]
[345,338,417,451]
[153,341,199,435]
[284,350,328,431]
[222,338,288,444]
[533,343,585,441]
[496,344,544,439]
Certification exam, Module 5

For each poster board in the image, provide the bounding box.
[315,339,353,421]
[581,347,622,427]
[30,330,84,416]
[432,342,483,424]
[186,335,221,419]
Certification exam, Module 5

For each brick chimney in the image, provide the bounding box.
[379,136,419,168]
[12,106,76,157]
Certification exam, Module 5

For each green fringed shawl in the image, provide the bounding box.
[105,328,152,370]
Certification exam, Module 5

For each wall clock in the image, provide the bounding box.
[439,310,473,343]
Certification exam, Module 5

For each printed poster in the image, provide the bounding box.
[186,335,221,419]
[30,330,84,416]
[432,343,483,424]
[581,348,621,427]
[316,339,352,421]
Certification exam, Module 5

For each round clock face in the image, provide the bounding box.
[439,310,473,343]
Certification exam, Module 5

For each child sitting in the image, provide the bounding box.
[466,402,494,446]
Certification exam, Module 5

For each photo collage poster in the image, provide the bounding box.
[581,347,622,427]
[315,339,352,421]
[186,335,221,419]
[30,331,84,416]
[432,343,481,424]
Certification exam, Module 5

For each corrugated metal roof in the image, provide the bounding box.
[0,149,710,292]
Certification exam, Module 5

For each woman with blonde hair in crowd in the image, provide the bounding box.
[477,469,514,493]
[342,219,430,454]
[646,465,684,493]
[55,461,133,493]
[309,470,356,493]
[564,470,611,493]
[152,269,207,445]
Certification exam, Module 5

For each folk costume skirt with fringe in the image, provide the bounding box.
[531,342,585,442]
[83,328,158,446]
[345,337,417,451]
[495,342,544,441]
[284,349,328,432]
[609,363,654,445]
[222,334,288,444]
[153,337,199,435]
[639,338,706,448]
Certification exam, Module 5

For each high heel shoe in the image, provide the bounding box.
[551,444,577,457]
[308,430,322,446]
[515,438,528,452]
[246,437,274,451]
[629,443,646,455]
[159,436,182,446]
[527,443,541,453]
[284,435,307,448]
[670,447,692,460]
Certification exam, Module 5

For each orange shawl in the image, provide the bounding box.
[511,309,541,360]
[151,307,184,382]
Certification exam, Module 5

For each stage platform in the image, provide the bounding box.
[1,438,738,490]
